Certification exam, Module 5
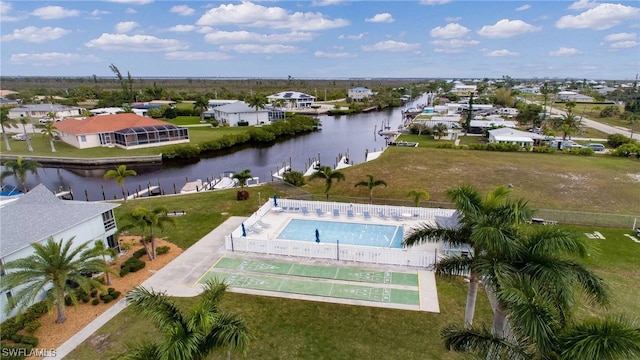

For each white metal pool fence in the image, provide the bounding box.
[224,199,453,267]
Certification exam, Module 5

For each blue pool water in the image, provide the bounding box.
[278,219,404,248]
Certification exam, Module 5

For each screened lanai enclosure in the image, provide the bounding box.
[109,125,189,148]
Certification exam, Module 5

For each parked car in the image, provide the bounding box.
[39,118,61,123]
[550,139,582,150]
[11,134,31,141]
[586,143,606,152]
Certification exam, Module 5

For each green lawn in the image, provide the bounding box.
[304,145,640,215]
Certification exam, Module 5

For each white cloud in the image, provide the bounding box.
[362,40,420,52]
[556,3,640,30]
[106,0,153,4]
[478,19,541,38]
[365,13,394,23]
[204,30,314,44]
[125,8,137,14]
[85,33,187,52]
[10,52,102,66]
[485,49,520,57]
[445,16,462,22]
[115,21,139,33]
[1,26,71,43]
[30,6,80,19]
[516,4,531,11]
[164,51,232,60]
[420,0,453,5]
[311,0,344,6]
[170,5,194,16]
[431,38,480,53]
[218,44,300,54]
[568,0,599,10]
[168,25,197,32]
[0,1,24,21]
[196,2,349,31]
[604,32,636,42]
[548,47,582,56]
[609,41,639,49]
[430,23,470,38]
[89,9,111,18]
[339,33,366,40]
[314,50,356,58]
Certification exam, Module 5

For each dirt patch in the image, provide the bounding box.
[31,237,183,358]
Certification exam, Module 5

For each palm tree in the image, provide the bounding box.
[0,156,42,192]
[308,165,345,201]
[406,189,429,207]
[247,94,267,125]
[90,240,117,286]
[122,279,250,360]
[124,206,175,260]
[0,237,108,324]
[433,123,448,140]
[19,117,34,152]
[103,164,137,201]
[354,174,387,204]
[552,112,582,140]
[0,107,18,151]
[193,96,208,122]
[40,121,60,152]
[403,185,532,328]
[232,169,253,190]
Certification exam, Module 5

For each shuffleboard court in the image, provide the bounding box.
[213,257,418,286]
[199,271,420,306]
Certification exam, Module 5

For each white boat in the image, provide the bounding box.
[335,156,352,170]
[213,172,238,189]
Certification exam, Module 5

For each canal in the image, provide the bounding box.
[3,95,427,201]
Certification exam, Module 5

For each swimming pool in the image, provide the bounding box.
[278,219,404,248]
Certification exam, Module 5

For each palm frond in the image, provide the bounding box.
[441,323,529,359]
[125,286,186,332]
[559,315,640,360]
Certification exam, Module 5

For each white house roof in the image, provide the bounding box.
[493,135,534,143]
[470,120,517,128]
[213,101,268,114]
[11,103,74,112]
[267,91,315,100]
[489,127,547,140]
[0,184,119,258]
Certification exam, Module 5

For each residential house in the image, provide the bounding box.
[488,128,548,148]
[0,184,120,322]
[450,81,477,97]
[0,97,19,108]
[211,101,270,125]
[267,91,315,109]
[54,113,189,149]
[348,87,373,101]
[8,104,85,120]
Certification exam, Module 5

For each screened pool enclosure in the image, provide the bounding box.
[105,125,189,147]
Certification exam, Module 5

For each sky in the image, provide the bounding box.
[1,0,639,80]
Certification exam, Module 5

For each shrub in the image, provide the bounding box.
[90,289,98,298]
[132,248,147,259]
[612,143,640,158]
[107,287,115,294]
[26,301,48,319]
[91,299,100,306]
[119,267,130,277]
[110,291,121,300]
[11,334,38,347]
[435,143,455,148]
[156,246,170,255]
[607,133,634,148]
[101,295,113,304]
[0,318,25,339]
[120,257,146,276]
[82,296,90,303]
[236,190,250,201]
[283,171,305,186]
[64,295,73,306]
[162,144,201,159]
[119,241,133,250]
[532,146,556,153]
[23,321,41,335]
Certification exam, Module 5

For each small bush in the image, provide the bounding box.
[82,296,90,303]
[23,321,41,335]
[435,143,455,149]
[120,257,146,276]
[532,146,556,153]
[110,291,121,300]
[0,317,25,339]
[119,267,130,277]
[156,246,170,255]
[283,171,305,186]
[107,287,116,294]
[91,299,100,306]
[236,190,250,201]
[90,289,98,298]
[162,144,201,159]
[102,295,113,304]
[570,147,594,156]
[132,248,147,259]
[607,133,634,148]
[119,241,133,251]
[64,295,73,306]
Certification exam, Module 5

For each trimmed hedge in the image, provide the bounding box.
[119,257,146,277]
[156,246,170,255]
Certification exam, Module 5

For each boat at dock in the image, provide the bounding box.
[304,160,321,176]
[272,165,291,180]
[390,141,419,147]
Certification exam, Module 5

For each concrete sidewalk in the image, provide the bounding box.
[46,216,246,360]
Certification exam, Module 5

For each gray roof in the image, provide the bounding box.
[11,103,74,112]
[0,184,119,258]
[214,101,267,113]
[489,127,547,140]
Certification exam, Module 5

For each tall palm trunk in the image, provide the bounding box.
[21,123,33,152]
[464,272,479,328]
[149,227,157,260]
[2,128,11,151]
[55,286,67,323]
[492,302,508,338]
[49,138,57,152]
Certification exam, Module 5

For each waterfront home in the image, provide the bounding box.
[0,184,120,322]
[348,87,374,101]
[267,91,315,109]
[54,113,189,149]
[210,101,271,125]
